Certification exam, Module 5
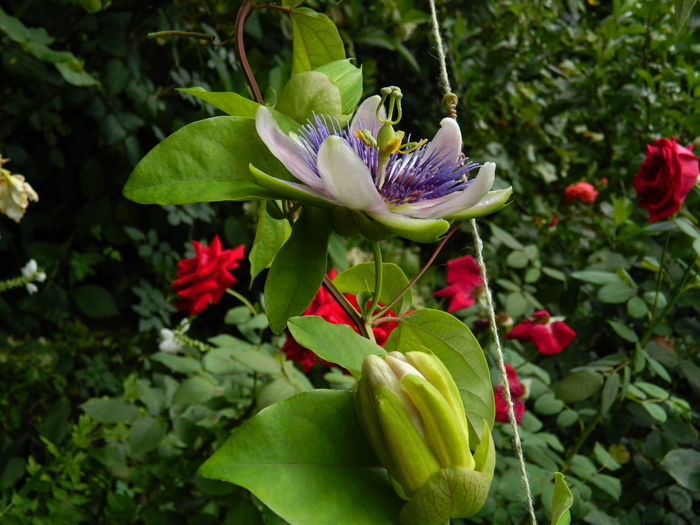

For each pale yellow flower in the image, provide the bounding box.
[0,155,39,223]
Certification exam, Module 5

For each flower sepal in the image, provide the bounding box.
[445,187,513,220]
[398,425,495,525]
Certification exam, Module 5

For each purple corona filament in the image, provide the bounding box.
[294,114,480,206]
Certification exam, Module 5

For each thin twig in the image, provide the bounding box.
[234,0,263,103]
[373,223,461,319]
[147,31,216,42]
[322,275,369,338]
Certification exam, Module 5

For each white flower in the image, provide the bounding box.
[1,157,39,223]
[252,89,511,242]
[21,259,46,294]
[159,328,182,353]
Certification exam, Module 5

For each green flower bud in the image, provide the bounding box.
[354,351,495,525]
[314,59,363,115]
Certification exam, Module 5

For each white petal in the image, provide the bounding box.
[398,162,496,219]
[422,117,463,161]
[316,136,385,211]
[255,106,325,191]
[349,95,385,138]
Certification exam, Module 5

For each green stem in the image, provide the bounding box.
[650,231,671,323]
[563,416,601,469]
[373,223,460,319]
[226,288,258,315]
[640,260,696,347]
[366,242,384,318]
[0,275,35,293]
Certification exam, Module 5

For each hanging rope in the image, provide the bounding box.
[427,1,538,523]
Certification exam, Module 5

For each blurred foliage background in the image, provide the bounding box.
[1,0,699,524]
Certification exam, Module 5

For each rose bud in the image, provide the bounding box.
[354,351,495,524]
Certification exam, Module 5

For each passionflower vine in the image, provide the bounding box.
[253,87,511,242]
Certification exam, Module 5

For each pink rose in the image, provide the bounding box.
[633,137,698,222]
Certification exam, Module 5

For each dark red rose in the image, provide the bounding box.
[494,364,525,424]
[506,310,576,355]
[434,255,484,312]
[633,137,698,222]
[173,236,245,316]
[564,182,598,204]
[281,269,398,371]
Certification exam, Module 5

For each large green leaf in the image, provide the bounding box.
[265,206,331,334]
[555,369,603,403]
[384,309,494,440]
[674,0,698,32]
[333,262,412,315]
[249,201,292,283]
[178,88,300,133]
[123,117,288,204]
[290,7,346,75]
[199,390,403,525]
[287,316,386,377]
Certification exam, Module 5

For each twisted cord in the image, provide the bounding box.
[427,1,538,522]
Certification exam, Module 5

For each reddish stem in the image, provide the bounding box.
[373,223,462,318]
[234,0,263,103]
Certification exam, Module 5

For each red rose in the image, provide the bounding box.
[494,364,525,424]
[173,236,245,316]
[506,310,575,355]
[633,137,699,222]
[564,182,598,204]
[434,255,484,312]
[281,269,398,371]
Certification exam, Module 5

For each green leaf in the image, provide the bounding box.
[660,449,700,491]
[679,358,700,393]
[607,320,638,342]
[600,372,620,414]
[172,377,217,406]
[555,369,603,403]
[556,410,578,428]
[384,309,494,440]
[129,416,165,454]
[265,206,331,334]
[0,7,97,86]
[151,352,202,374]
[593,443,621,472]
[569,271,620,285]
[641,402,667,423]
[597,282,636,304]
[534,393,564,416]
[588,473,621,499]
[123,117,287,205]
[551,472,573,525]
[506,251,529,268]
[72,284,119,318]
[276,71,343,124]
[249,202,292,283]
[179,87,259,118]
[199,390,403,524]
[333,262,412,314]
[290,8,346,75]
[674,0,698,31]
[287,316,386,377]
[626,296,648,318]
[490,223,523,250]
[81,398,138,423]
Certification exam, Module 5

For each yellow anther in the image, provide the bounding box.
[355,129,377,148]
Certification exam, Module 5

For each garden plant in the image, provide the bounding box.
[1,0,699,524]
